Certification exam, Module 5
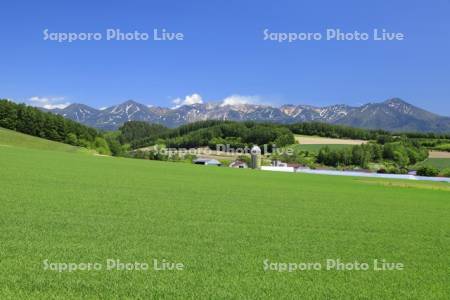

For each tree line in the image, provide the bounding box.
[288,122,450,141]
[316,140,428,171]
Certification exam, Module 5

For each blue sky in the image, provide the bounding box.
[1,0,449,115]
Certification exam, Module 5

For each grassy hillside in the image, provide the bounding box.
[0,127,89,153]
[0,143,449,298]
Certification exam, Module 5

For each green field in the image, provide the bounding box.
[1,130,450,298]
[412,158,450,171]
[291,143,353,153]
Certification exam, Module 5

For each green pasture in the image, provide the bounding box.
[0,130,449,298]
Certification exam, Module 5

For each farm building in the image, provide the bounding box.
[271,160,307,171]
[193,158,222,166]
[229,161,248,168]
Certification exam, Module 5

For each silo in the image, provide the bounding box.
[250,145,262,169]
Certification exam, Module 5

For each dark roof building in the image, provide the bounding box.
[193,158,222,166]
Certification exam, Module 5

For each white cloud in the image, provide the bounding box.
[99,106,107,110]
[220,95,261,107]
[172,93,203,108]
[169,93,269,108]
[29,96,70,109]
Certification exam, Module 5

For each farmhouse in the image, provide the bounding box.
[193,158,222,166]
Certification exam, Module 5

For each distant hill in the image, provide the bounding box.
[44,98,450,133]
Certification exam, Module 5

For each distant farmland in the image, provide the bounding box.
[292,143,353,153]
[295,135,367,145]
[292,135,366,153]
[414,158,450,170]
[409,151,450,170]
[429,150,450,158]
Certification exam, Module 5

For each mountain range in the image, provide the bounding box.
[45,98,450,133]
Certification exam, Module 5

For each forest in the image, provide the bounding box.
[123,120,295,151]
